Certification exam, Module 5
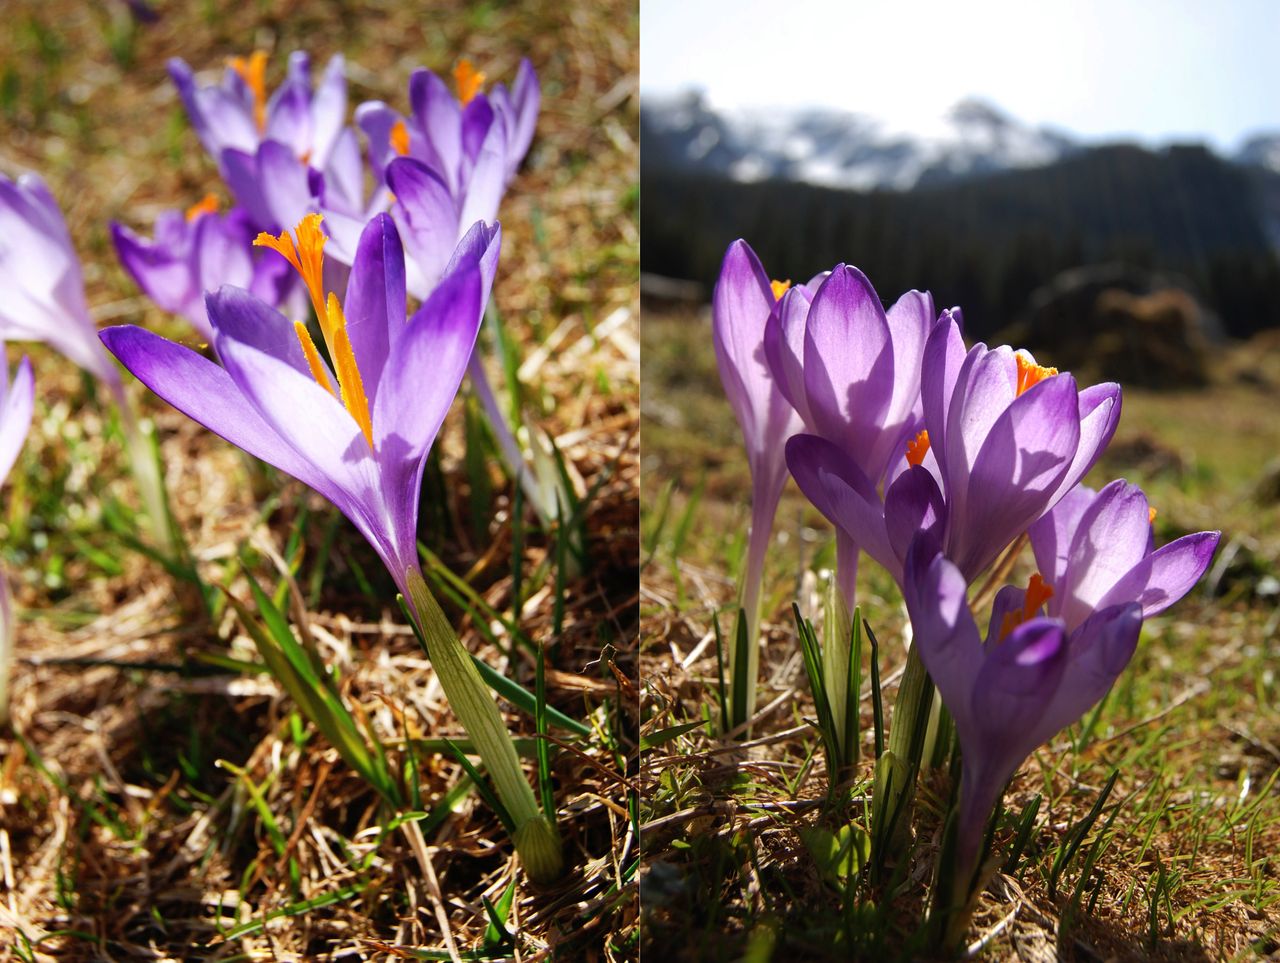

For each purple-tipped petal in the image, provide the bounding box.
[0,356,34,486]
[801,265,894,467]
[310,54,347,168]
[100,325,338,502]
[1034,602,1142,740]
[1097,530,1220,618]
[1059,480,1154,627]
[786,433,897,578]
[343,213,405,396]
[1030,484,1096,591]
[388,157,461,299]
[952,373,1081,579]
[762,285,814,428]
[1052,382,1122,501]
[409,68,462,191]
[884,465,945,569]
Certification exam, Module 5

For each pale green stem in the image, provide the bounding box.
[821,575,852,768]
[732,490,774,732]
[112,381,175,555]
[404,567,563,883]
[874,643,933,855]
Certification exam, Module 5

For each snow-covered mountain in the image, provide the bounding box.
[644,92,1280,191]
[642,92,1079,190]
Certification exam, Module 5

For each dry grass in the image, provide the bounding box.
[0,1,637,959]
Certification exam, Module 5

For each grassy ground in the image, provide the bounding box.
[0,1,638,959]
[640,301,1280,961]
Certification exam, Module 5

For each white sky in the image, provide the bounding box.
[641,0,1280,150]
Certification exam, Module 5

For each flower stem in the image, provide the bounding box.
[731,488,775,733]
[112,381,175,556]
[404,567,564,883]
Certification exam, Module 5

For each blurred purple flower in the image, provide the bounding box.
[902,480,1217,877]
[0,173,123,392]
[358,58,539,298]
[111,196,303,342]
[102,212,498,595]
[170,50,347,174]
[0,349,33,724]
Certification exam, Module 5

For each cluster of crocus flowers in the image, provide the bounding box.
[101,212,562,882]
[0,350,34,725]
[712,236,1220,942]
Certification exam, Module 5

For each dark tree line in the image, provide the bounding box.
[642,142,1280,339]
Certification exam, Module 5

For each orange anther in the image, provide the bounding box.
[1015,351,1058,396]
[999,572,1055,641]
[770,279,791,301]
[454,59,486,105]
[184,193,220,222]
[228,50,269,132]
[391,119,411,156]
[905,430,931,467]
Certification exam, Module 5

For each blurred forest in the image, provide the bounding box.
[642,135,1280,346]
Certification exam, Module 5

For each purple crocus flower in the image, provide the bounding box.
[0,173,125,393]
[169,50,347,174]
[111,197,302,342]
[903,481,1218,879]
[0,349,34,724]
[788,311,1122,587]
[713,239,803,721]
[102,211,496,595]
[358,58,539,298]
[764,264,934,602]
[101,212,564,881]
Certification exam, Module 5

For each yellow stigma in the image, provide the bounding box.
[770,279,791,301]
[256,215,374,449]
[325,295,374,448]
[1148,505,1158,525]
[184,192,220,222]
[254,213,328,324]
[228,50,269,132]
[999,572,1054,642]
[390,119,411,156]
[454,59,486,105]
[906,429,931,467]
[1015,351,1058,396]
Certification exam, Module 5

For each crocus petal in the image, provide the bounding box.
[900,543,983,733]
[355,101,399,181]
[266,59,313,159]
[884,465,945,569]
[387,157,460,299]
[110,218,200,325]
[874,289,933,476]
[204,284,322,385]
[952,373,1081,579]
[309,54,347,168]
[0,356,34,486]
[920,309,967,484]
[1051,382,1121,502]
[1096,530,1220,618]
[409,68,462,191]
[712,239,798,494]
[786,433,897,578]
[457,124,508,236]
[257,141,316,235]
[1029,484,1096,592]
[762,285,814,428]
[343,213,404,397]
[1033,602,1142,742]
[1059,480,1154,627]
[375,262,482,459]
[505,58,540,174]
[801,265,894,471]
[214,325,376,509]
[945,345,1017,498]
[100,325,339,502]
[983,584,1027,648]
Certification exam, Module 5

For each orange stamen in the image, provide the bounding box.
[293,321,335,399]
[454,59,486,105]
[999,572,1055,641]
[390,119,411,156]
[1148,506,1158,525]
[906,430,931,467]
[228,50,269,132]
[770,279,791,301]
[326,295,374,448]
[184,192,220,222]
[1015,351,1058,396]
[254,213,328,324]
